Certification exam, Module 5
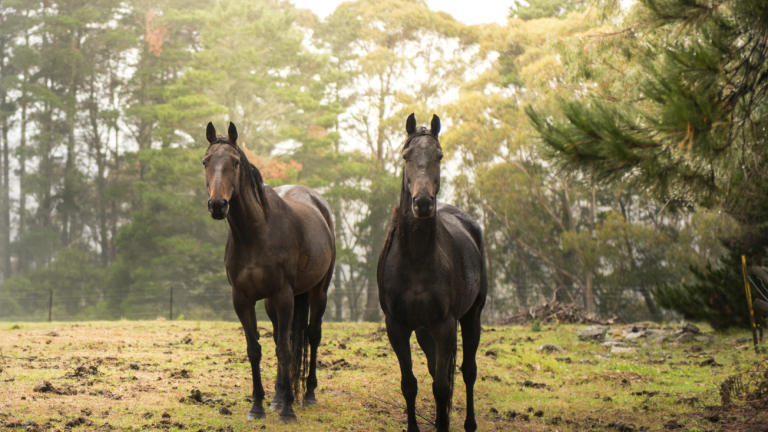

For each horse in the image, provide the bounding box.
[202,122,335,423]
[377,113,487,432]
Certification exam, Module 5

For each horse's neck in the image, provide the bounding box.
[397,206,438,260]
[226,185,269,247]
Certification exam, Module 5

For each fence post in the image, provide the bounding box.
[170,286,173,321]
[741,255,759,353]
[48,290,52,323]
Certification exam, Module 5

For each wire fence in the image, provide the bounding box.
[0,283,672,324]
[0,287,269,323]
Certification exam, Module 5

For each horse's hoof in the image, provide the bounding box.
[247,410,266,420]
[278,415,297,423]
[269,402,284,412]
[302,397,317,407]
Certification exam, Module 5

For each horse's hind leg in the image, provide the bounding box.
[386,317,420,432]
[304,273,331,406]
[415,328,436,379]
[264,298,285,412]
[232,293,266,420]
[458,296,484,432]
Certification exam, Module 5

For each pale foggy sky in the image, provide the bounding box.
[290,0,512,25]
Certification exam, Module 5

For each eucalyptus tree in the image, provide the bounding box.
[316,0,479,321]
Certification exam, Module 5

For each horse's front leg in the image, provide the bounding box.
[264,298,285,412]
[386,316,419,432]
[232,293,266,420]
[431,319,457,432]
[304,283,328,406]
[272,290,297,423]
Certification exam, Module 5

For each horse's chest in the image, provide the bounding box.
[227,264,275,300]
[383,260,452,322]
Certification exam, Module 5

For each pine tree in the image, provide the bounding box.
[527,0,768,328]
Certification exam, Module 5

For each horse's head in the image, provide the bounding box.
[402,113,443,219]
[202,122,242,220]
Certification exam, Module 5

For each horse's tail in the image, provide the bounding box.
[290,291,310,396]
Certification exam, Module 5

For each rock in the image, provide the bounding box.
[218,406,232,415]
[625,331,646,340]
[681,323,700,334]
[578,326,607,341]
[676,332,696,343]
[537,343,564,353]
[611,347,639,354]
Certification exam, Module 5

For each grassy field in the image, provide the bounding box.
[0,320,763,431]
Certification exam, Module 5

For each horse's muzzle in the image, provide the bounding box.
[208,198,229,220]
[412,194,435,219]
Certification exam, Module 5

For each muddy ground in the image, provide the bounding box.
[0,321,765,431]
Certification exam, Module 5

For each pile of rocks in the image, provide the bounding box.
[577,322,711,354]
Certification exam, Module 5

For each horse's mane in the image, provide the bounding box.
[377,127,440,278]
[208,136,270,220]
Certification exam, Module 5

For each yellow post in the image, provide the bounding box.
[741,255,758,353]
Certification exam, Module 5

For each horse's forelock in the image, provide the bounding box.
[402,127,441,154]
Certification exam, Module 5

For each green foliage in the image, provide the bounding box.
[511,0,587,20]
[655,250,753,331]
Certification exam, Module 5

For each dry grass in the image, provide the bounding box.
[0,321,762,431]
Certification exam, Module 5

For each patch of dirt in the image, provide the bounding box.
[318,358,354,371]
[519,380,547,389]
[33,381,78,395]
[169,369,191,379]
[66,364,100,377]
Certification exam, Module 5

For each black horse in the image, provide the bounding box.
[377,114,487,432]
[203,122,336,423]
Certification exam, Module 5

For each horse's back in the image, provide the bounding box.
[274,184,334,235]
[437,203,486,318]
[272,184,335,291]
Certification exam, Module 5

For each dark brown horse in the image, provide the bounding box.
[378,114,487,432]
[203,122,335,423]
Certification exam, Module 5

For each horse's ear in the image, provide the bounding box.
[406,113,416,135]
[430,114,440,137]
[206,122,216,143]
[228,122,238,143]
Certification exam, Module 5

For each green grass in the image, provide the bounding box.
[0,321,763,431]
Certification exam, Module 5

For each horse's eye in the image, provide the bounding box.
[234,159,240,168]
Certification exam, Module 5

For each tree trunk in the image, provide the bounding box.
[0,37,11,278]
[89,79,109,266]
[584,185,596,315]
[61,31,81,247]
[17,80,27,273]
